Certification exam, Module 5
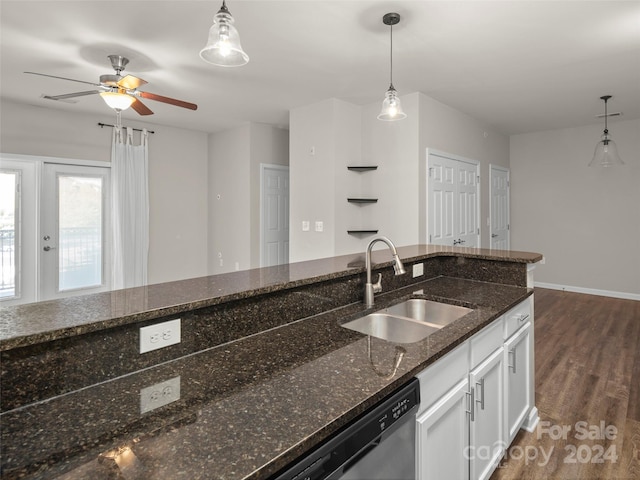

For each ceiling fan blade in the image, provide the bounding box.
[25,71,101,87]
[137,91,198,111]
[117,74,147,90]
[42,90,101,101]
[131,97,154,116]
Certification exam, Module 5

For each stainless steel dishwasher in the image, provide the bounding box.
[273,378,420,480]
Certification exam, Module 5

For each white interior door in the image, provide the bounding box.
[261,164,289,267]
[428,155,456,245]
[457,161,480,247]
[428,151,480,247]
[41,163,110,300]
[490,165,510,250]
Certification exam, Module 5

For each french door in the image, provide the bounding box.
[41,163,111,300]
[427,151,480,247]
[0,156,110,305]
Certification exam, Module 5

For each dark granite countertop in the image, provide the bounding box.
[0,245,541,351]
[0,276,534,480]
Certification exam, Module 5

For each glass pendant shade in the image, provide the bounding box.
[589,133,624,167]
[200,2,249,67]
[589,95,623,167]
[378,86,406,121]
[100,91,134,111]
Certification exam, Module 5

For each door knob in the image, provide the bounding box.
[491,234,498,238]
[43,245,56,251]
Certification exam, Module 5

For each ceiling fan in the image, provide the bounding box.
[25,55,198,115]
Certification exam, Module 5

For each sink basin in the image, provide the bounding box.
[341,299,473,344]
[341,313,441,344]
[381,299,472,327]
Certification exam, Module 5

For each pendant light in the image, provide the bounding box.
[378,12,406,121]
[589,95,624,167]
[200,0,249,67]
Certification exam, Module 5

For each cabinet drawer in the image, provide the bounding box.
[416,341,469,414]
[504,297,533,339]
[470,318,503,368]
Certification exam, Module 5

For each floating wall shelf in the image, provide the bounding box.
[347,198,378,204]
[347,230,379,235]
[347,166,378,172]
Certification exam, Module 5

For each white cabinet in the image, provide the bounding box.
[504,322,532,444]
[416,296,536,480]
[469,348,504,480]
[417,378,470,480]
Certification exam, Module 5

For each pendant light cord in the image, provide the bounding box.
[604,97,608,134]
[389,23,393,87]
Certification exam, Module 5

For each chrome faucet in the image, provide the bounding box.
[364,236,406,307]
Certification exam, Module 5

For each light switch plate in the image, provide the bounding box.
[315,221,323,232]
[140,318,181,354]
[140,376,181,414]
[302,221,310,231]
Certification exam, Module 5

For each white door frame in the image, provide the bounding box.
[260,163,289,267]
[489,164,510,250]
[426,148,481,247]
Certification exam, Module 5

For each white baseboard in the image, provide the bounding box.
[521,406,539,433]
[534,282,640,301]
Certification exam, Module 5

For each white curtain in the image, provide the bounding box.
[111,127,149,290]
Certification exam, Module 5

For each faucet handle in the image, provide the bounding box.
[373,273,383,293]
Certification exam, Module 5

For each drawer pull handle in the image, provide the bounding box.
[475,378,485,410]
[466,388,475,422]
[518,313,530,323]
[508,348,517,373]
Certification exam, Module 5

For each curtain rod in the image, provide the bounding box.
[98,122,155,134]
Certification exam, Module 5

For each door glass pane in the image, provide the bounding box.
[58,175,103,291]
[0,171,18,298]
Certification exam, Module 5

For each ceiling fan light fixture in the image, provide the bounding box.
[200,0,249,67]
[589,95,624,167]
[377,12,406,122]
[100,91,135,111]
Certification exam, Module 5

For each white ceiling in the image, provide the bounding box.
[1,0,639,136]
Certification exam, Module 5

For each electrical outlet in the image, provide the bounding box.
[140,376,181,414]
[412,263,424,278]
[315,221,323,232]
[140,318,181,354]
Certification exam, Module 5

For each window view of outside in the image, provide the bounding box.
[0,171,17,299]
[58,175,103,291]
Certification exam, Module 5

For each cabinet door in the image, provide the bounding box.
[417,378,470,480]
[504,322,532,444]
[469,348,504,480]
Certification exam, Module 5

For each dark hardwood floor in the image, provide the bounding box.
[491,288,640,480]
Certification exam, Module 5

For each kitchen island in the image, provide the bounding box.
[0,245,541,479]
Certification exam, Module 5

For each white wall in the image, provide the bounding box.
[209,122,289,273]
[290,92,509,261]
[289,99,340,262]
[208,124,251,274]
[0,99,210,285]
[510,118,640,297]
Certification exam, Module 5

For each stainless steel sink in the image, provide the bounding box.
[341,299,472,344]
[381,299,472,327]
[341,313,441,344]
